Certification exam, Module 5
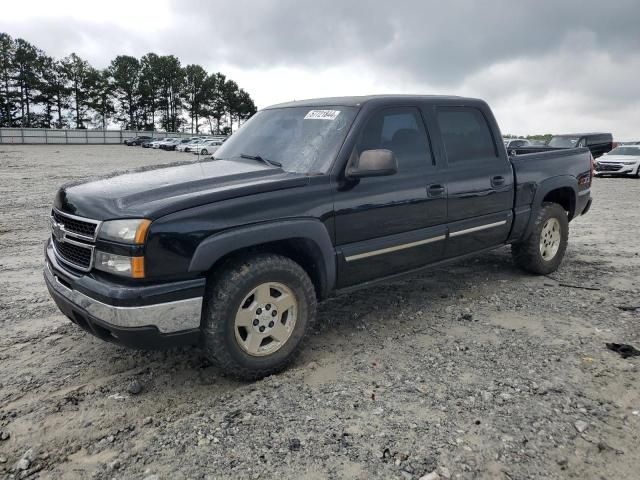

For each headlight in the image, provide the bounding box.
[99,219,151,244]
[94,251,145,278]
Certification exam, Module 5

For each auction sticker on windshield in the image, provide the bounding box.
[304,110,340,120]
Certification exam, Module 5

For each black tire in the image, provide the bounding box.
[635,165,640,178]
[202,254,317,380]
[201,148,208,155]
[511,202,569,275]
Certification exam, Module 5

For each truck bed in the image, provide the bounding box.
[509,147,592,216]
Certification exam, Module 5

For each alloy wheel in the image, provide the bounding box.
[540,217,561,260]
[233,282,298,356]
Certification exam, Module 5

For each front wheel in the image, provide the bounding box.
[202,254,317,380]
[511,202,569,275]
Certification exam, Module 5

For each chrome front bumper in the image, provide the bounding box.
[44,246,202,334]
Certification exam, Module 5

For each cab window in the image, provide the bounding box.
[354,107,433,171]
[436,107,498,163]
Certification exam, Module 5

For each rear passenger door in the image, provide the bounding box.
[334,107,447,287]
[433,106,514,257]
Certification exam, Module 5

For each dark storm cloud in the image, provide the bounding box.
[2,0,638,85]
[1,0,639,136]
[168,0,640,85]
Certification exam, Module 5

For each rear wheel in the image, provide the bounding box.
[202,254,316,380]
[201,148,208,155]
[511,202,568,275]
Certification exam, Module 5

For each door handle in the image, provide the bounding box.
[427,184,445,198]
[491,176,505,187]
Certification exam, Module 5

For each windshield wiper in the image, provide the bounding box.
[240,153,282,168]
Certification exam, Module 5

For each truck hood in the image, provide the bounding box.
[54,158,309,220]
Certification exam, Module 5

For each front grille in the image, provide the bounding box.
[50,209,100,272]
[53,237,93,270]
[597,164,622,172]
[52,209,98,239]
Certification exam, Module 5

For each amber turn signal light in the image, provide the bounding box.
[134,220,152,245]
[131,256,145,278]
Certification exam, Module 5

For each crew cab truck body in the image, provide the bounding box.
[44,95,593,379]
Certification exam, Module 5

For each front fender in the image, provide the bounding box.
[188,219,336,297]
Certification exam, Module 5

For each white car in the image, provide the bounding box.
[179,138,207,152]
[192,140,222,156]
[149,137,172,149]
[154,138,180,149]
[594,145,640,177]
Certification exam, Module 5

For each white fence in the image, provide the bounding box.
[0,128,226,145]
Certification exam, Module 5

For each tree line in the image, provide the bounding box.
[0,32,257,134]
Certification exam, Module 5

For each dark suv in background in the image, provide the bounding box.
[547,133,613,158]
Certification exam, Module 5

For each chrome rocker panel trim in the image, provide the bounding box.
[345,235,446,262]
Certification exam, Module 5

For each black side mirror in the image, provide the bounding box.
[346,149,398,178]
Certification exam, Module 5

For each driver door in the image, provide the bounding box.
[334,107,448,287]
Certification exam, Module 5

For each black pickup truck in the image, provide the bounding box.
[44,95,593,379]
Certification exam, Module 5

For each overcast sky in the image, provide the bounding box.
[2,0,639,139]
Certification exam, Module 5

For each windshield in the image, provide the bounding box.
[214,106,358,173]
[607,146,640,156]
[548,136,580,148]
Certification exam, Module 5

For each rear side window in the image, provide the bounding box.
[436,107,497,163]
[355,107,433,170]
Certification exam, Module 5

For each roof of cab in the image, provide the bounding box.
[264,94,478,109]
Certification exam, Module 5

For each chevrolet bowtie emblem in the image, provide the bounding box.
[51,218,66,242]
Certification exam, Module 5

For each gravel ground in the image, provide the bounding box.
[0,145,639,480]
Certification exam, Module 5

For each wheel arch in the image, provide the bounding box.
[543,187,576,219]
[189,219,336,299]
[520,176,577,240]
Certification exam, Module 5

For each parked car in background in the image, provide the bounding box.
[159,138,183,151]
[193,139,222,155]
[143,137,169,149]
[124,135,152,146]
[547,133,613,158]
[594,145,640,177]
[184,139,210,153]
[503,138,531,154]
[153,138,176,149]
[503,138,531,148]
[177,138,206,152]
